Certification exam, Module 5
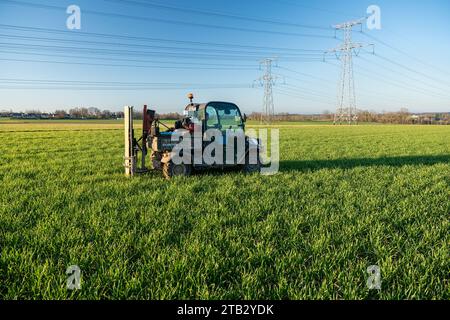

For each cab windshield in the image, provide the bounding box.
[206,102,243,130]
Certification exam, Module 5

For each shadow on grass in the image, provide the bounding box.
[281,155,450,172]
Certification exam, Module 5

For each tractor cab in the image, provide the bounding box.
[182,101,246,134]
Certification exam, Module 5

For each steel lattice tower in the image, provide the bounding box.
[255,58,277,124]
[325,19,373,125]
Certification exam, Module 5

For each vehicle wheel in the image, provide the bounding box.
[150,151,162,170]
[163,161,192,179]
[152,160,162,170]
[243,152,261,174]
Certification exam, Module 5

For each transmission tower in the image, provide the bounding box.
[325,19,373,125]
[254,58,278,124]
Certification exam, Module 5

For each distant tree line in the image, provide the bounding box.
[1,108,448,125]
[0,107,123,120]
[62,107,123,119]
[132,111,182,120]
[247,108,450,125]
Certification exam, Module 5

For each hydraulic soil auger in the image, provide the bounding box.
[124,94,263,179]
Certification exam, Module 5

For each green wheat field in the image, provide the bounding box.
[0,119,449,299]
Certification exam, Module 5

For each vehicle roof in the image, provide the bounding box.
[184,101,238,112]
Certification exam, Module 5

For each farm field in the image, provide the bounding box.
[0,120,449,299]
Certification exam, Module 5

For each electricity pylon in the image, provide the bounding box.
[325,18,374,125]
[254,58,278,124]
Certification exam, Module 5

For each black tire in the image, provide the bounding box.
[152,160,162,170]
[150,151,162,170]
[243,151,261,174]
[163,161,192,179]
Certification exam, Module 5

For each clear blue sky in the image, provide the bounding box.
[0,0,449,114]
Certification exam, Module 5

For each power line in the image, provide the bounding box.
[0,34,326,58]
[278,86,335,104]
[276,66,335,87]
[105,0,330,30]
[330,59,450,101]
[361,31,450,79]
[274,88,333,107]
[0,0,335,39]
[0,24,325,53]
[282,83,335,101]
[2,1,445,112]
[0,78,253,90]
[0,42,324,61]
[285,79,401,108]
[0,86,252,90]
[0,78,252,85]
[350,58,450,100]
[276,72,334,89]
[273,0,355,19]
[0,57,259,71]
[317,61,416,106]
[356,53,450,96]
[0,49,260,68]
[369,51,450,89]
